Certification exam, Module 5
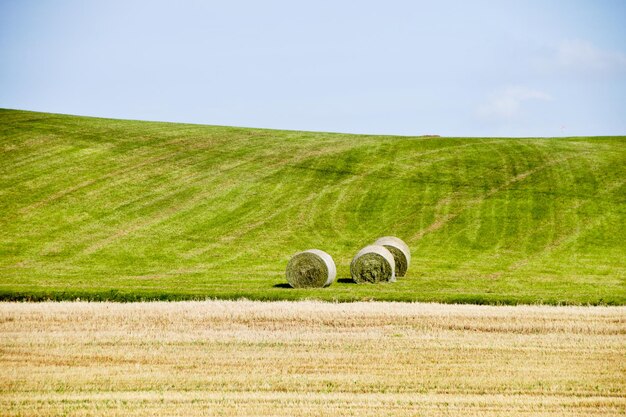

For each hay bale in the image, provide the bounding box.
[350,245,396,283]
[374,236,411,277]
[285,249,336,288]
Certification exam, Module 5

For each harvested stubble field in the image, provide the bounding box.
[1,301,624,416]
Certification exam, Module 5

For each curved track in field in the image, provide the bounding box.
[0,109,624,303]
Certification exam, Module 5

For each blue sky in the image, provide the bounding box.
[1,0,625,136]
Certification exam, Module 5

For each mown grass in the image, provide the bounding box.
[0,109,624,304]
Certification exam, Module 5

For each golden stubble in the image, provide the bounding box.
[1,301,624,416]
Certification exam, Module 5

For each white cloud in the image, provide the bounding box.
[554,40,626,72]
[476,86,552,120]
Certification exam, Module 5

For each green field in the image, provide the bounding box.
[0,109,624,304]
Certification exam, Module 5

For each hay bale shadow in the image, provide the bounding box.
[337,278,356,284]
[273,283,292,288]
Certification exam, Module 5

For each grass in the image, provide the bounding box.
[1,301,624,416]
[0,108,624,304]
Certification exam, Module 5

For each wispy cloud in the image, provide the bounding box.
[553,40,626,73]
[476,86,552,120]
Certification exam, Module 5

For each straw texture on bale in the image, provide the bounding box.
[285,249,336,288]
[350,245,396,283]
[374,236,411,277]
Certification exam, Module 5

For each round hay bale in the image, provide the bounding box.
[350,245,396,283]
[374,236,411,277]
[285,249,336,288]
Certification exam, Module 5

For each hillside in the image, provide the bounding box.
[0,109,624,304]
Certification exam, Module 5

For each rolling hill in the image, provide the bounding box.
[0,109,624,304]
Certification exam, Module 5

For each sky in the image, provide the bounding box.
[1,0,625,137]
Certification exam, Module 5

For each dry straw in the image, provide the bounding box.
[374,236,410,277]
[285,249,337,288]
[350,244,396,283]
